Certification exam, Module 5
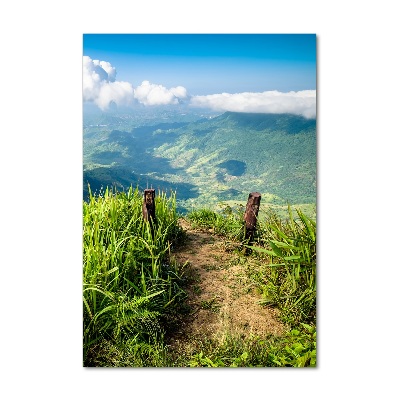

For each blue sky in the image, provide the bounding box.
[83,34,316,117]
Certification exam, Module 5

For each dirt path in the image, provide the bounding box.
[168,219,285,350]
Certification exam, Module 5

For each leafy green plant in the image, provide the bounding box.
[269,323,316,367]
[189,351,225,367]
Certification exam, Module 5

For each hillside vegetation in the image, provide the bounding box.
[83,187,316,367]
[83,112,316,212]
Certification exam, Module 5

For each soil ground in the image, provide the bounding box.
[167,219,285,352]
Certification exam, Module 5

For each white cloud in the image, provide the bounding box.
[97,61,116,82]
[83,56,189,110]
[169,85,187,99]
[95,81,135,110]
[190,90,316,118]
[83,56,134,110]
[133,81,188,106]
[83,56,315,117]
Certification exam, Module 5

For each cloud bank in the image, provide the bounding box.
[189,90,316,118]
[83,56,188,110]
[83,56,316,118]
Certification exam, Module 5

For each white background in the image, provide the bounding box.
[1,1,399,399]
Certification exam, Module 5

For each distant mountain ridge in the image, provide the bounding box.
[83,111,316,211]
[214,111,316,133]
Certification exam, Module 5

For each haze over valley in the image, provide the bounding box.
[83,108,316,214]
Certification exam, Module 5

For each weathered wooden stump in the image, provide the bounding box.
[243,192,261,253]
[142,189,156,233]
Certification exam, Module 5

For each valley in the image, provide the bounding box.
[83,109,316,215]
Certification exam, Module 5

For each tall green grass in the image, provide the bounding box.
[83,186,185,365]
[187,205,245,239]
[249,205,316,326]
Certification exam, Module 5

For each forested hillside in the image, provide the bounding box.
[83,112,316,212]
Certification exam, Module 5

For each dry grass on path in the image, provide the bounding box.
[167,219,285,352]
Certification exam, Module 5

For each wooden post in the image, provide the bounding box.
[142,189,156,232]
[243,192,261,252]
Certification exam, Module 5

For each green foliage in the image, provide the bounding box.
[84,336,169,367]
[87,323,316,367]
[186,208,219,229]
[249,205,316,326]
[83,185,185,365]
[182,323,316,367]
[187,205,244,239]
[269,323,317,367]
[189,351,226,367]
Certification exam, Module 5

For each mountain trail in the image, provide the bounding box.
[167,218,285,351]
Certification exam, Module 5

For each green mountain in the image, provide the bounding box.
[83,112,316,212]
